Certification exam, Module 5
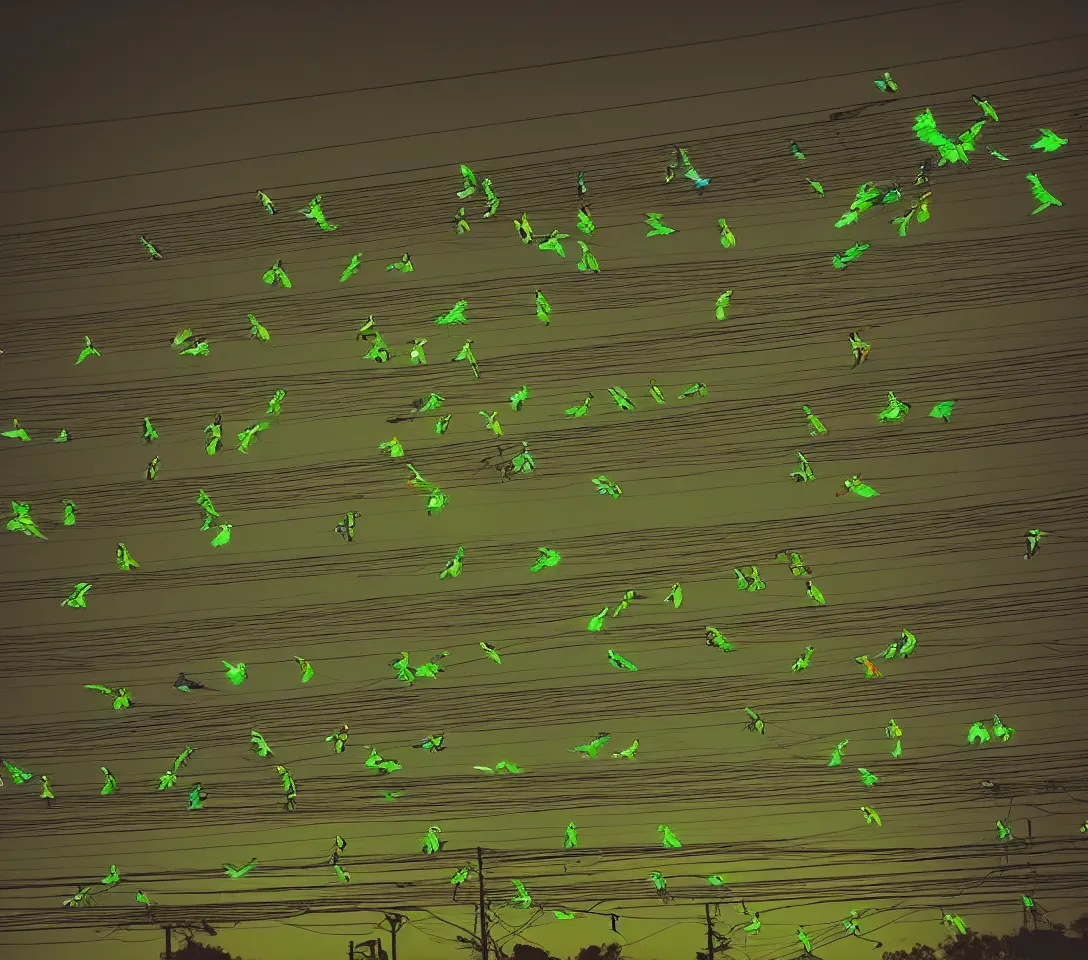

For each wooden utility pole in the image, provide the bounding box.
[164,926,172,960]
[383,913,407,960]
[477,846,488,960]
[705,903,715,960]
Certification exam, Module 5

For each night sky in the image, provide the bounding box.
[2,2,1087,959]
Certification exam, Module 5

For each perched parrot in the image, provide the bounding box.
[457,164,477,199]
[509,385,531,411]
[481,177,501,217]
[577,204,595,235]
[295,656,314,683]
[440,545,465,579]
[116,542,139,571]
[607,649,638,671]
[802,404,827,435]
[530,547,561,571]
[930,400,956,422]
[261,259,292,287]
[565,393,593,417]
[514,212,533,244]
[75,335,100,365]
[874,71,897,93]
[717,218,736,248]
[63,583,94,608]
[1024,529,1047,559]
[2,418,31,442]
[248,314,271,341]
[386,253,414,273]
[298,194,338,231]
[535,289,552,324]
[576,240,600,273]
[222,661,247,685]
[833,243,869,269]
[878,392,911,423]
[837,474,879,498]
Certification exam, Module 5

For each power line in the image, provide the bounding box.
[2,29,1081,209]
[0,1,961,137]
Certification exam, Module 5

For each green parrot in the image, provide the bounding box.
[972,94,999,122]
[792,645,814,672]
[435,299,468,326]
[248,314,271,341]
[2,418,31,442]
[645,212,675,237]
[261,259,292,287]
[298,194,337,231]
[929,400,956,422]
[63,583,94,608]
[440,545,464,579]
[510,385,531,411]
[535,289,552,324]
[577,204,595,234]
[1026,173,1062,214]
[100,767,118,796]
[565,393,593,417]
[538,229,569,257]
[457,163,477,199]
[482,177,501,217]
[801,404,827,435]
[705,626,739,653]
[874,71,897,93]
[576,240,600,273]
[75,335,100,364]
[607,649,638,671]
[222,660,247,685]
[116,542,138,571]
[514,212,533,244]
[1030,128,1067,153]
[828,739,849,767]
[717,218,736,248]
[530,547,561,571]
[833,242,869,269]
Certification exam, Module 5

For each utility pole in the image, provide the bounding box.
[382,913,407,960]
[164,925,172,960]
[477,846,488,960]
[705,903,715,960]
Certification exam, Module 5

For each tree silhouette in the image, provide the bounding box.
[162,939,241,960]
[574,944,625,960]
[511,945,558,960]
[881,918,1088,960]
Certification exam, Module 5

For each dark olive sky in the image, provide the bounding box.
[2,2,1088,959]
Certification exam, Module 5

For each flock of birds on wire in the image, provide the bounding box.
[0,67,1080,957]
